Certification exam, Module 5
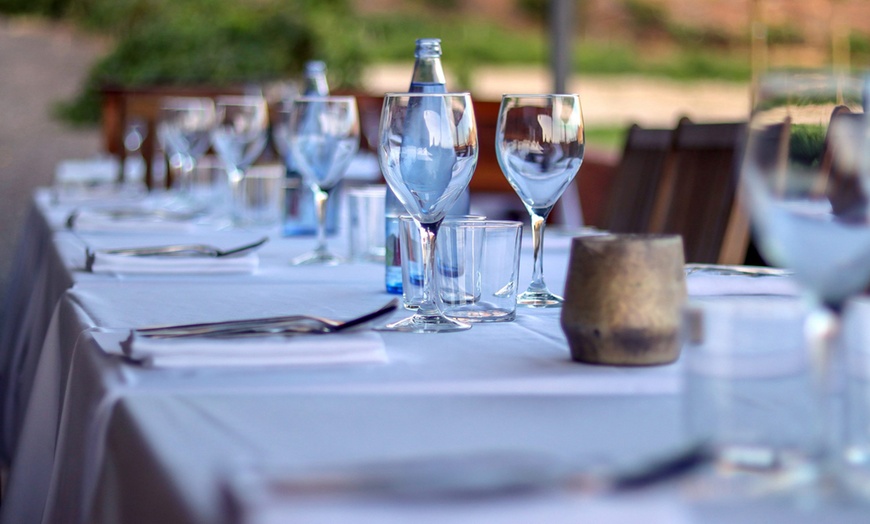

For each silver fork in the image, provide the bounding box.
[97,237,269,258]
[136,299,399,338]
[66,207,206,229]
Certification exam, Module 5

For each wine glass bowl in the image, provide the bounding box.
[378,92,479,333]
[157,97,217,194]
[496,94,585,307]
[288,95,360,265]
[743,72,870,308]
[741,70,870,493]
[210,95,269,175]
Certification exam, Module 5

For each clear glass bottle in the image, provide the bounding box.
[284,61,341,235]
[384,38,471,294]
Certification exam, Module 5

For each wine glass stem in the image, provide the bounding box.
[805,305,843,482]
[528,211,549,293]
[314,187,329,255]
[417,222,440,316]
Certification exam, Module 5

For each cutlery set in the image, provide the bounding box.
[98,236,269,258]
[65,207,206,229]
[135,298,399,339]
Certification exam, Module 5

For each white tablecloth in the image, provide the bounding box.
[0,188,825,524]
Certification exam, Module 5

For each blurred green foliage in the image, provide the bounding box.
[766,24,806,45]
[585,125,628,152]
[515,0,547,25]
[41,0,366,124]
[10,0,842,128]
[789,124,826,168]
[623,0,668,35]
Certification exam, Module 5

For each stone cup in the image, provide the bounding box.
[560,234,687,366]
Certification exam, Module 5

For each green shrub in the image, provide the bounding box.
[623,0,668,34]
[0,0,68,17]
[55,0,366,124]
[789,124,826,168]
[515,0,547,25]
[766,23,805,45]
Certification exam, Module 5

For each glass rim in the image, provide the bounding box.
[293,95,357,103]
[398,214,485,222]
[501,93,581,99]
[214,94,266,104]
[383,91,472,98]
[441,219,523,229]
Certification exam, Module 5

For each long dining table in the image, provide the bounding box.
[1,182,866,524]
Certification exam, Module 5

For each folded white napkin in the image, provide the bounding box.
[87,251,259,275]
[71,208,201,234]
[121,331,387,368]
[54,157,120,186]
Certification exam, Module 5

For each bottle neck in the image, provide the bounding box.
[303,62,329,96]
[304,75,329,96]
[410,57,446,92]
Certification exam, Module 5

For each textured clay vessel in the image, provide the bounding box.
[560,234,687,366]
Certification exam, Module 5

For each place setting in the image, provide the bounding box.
[82,235,269,275]
[90,298,399,368]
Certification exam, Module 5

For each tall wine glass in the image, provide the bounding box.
[378,92,479,333]
[211,95,269,175]
[496,94,585,307]
[157,97,216,198]
[288,96,360,265]
[210,95,269,223]
[742,70,870,487]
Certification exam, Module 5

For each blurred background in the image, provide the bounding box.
[0,0,868,292]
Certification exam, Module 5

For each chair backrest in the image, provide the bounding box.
[649,119,748,264]
[601,124,674,233]
[824,105,868,219]
[101,85,249,189]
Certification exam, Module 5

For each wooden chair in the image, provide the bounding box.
[599,124,674,233]
[101,84,250,189]
[823,105,868,220]
[648,119,749,264]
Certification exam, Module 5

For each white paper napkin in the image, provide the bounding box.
[70,208,202,234]
[87,251,259,275]
[54,157,120,186]
[119,331,387,368]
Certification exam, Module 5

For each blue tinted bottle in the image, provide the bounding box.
[384,38,470,294]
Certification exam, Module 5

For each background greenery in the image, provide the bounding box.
[2,0,868,152]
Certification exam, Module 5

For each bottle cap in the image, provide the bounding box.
[414,38,442,58]
[305,61,327,74]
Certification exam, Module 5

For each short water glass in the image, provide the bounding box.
[232,164,285,227]
[437,220,523,323]
[842,297,870,499]
[684,296,821,498]
[347,185,386,263]
[399,215,484,310]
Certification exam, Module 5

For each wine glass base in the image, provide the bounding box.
[375,312,471,333]
[290,250,344,266]
[516,290,563,308]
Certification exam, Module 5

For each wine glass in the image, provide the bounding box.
[157,97,216,198]
[495,94,585,307]
[742,70,870,488]
[288,96,360,265]
[209,95,269,223]
[378,92,479,333]
[211,95,269,175]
